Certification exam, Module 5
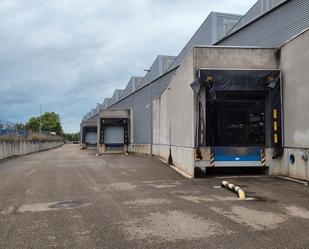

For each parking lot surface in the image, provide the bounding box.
[0,144,309,249]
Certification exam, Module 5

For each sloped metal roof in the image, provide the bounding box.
[120,76,144,99]
[217,0,309,47]
[136,55,176,90]
[224,0,289,37]
[168,12,242,70]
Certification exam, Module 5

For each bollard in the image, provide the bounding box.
[221,181,246,200]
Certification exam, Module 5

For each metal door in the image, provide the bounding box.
[85,132,97,145]
[104,126,124,144]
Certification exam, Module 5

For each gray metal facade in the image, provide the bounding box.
[136,55,175,90]
[120,76,143,99]
[109,89,124,106]
[102,98,109,109]
[226,0,288,35]
[110,70,175,144]
[218,0,309,47]
[168,12,242,70]
[81,12,241,124]
[82,0,309,148]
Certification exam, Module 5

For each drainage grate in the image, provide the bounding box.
[49,201,81,209]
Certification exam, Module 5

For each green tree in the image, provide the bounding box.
[26,117,40,132]
[63,132,80,141]
[64,133,73,141]
[26,112,63,135]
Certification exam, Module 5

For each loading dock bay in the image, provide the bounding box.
[194,69,282,170]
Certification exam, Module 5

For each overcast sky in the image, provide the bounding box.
[0,0,256,132]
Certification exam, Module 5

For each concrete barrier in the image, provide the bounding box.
[0,140,63,160]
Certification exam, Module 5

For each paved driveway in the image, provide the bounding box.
[0,144,309,248]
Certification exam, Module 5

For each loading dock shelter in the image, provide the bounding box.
[98,109,130,154]
[193,69,282,168]
[84,127,97,145]
[80,117,98,149]
[152,47,280,177]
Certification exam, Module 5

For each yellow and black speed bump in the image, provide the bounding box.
[210,150,215,167]
[221,181,246,200]
[261,149,266,167]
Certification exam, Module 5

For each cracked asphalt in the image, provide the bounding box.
[0,144,309,249]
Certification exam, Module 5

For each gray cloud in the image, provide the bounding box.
[0,0,256,132]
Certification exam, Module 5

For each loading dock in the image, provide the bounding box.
[98,109,130,154]
[84,127,97,147]
[104,126,125,145]
[195,69,282,169]
[80,116,98,149]
[100,118,128,152]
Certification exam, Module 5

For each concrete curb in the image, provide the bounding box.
[221,181,246,200]
[157,158,192,179]
[277,176,309,186]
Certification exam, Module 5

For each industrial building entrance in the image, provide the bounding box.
[82,127,97,147]
[98,109,130,154]
[104,125,125,146]
[209,91,266,147]
[195,69,282,168]
[99,119,129,153]
[207,90,266,165]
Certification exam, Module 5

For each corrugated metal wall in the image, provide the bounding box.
[81,12,241,123]
[168,14,213,70]
[168,12,242,70]
[218,0,309,47]
[226,0,288,35]
[216,14,244,42]
[111,70,175,144]
[120,76,143,99]
[137,55,175,90]
[109,89,124,106]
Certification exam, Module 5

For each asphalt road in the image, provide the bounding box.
[0,144,309,249]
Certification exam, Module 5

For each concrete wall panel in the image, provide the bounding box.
[154,50,195,176]
[153,98,160,145]
[0,141,63,160]
[111,70,175,145]
[194,47,279,70]
[281,29,309,148]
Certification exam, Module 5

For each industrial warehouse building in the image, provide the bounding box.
[81,0,309,180]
